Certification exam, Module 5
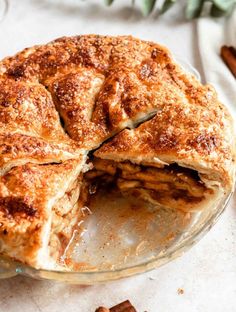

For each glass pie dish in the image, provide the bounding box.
[0,60,232,284]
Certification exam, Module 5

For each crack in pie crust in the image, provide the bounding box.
[0,35,235,270]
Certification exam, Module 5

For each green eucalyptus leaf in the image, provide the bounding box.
[210,3,235,16]
[185,0,204,19]
[210,4,225,16]
[141,0,157,16]
[212,0,236,11]
[104,0,115,6]
[160,0,176,14]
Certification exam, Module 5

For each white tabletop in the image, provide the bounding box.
[0,1,236,311]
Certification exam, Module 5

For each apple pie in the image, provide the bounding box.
[0,35,234,269]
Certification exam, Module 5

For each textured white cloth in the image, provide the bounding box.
[0,2,236,312]
[197,11,236,117]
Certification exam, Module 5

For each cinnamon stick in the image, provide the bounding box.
[95,300,137,312]
[110,300,137,312]
[95,308,110,312]
[220,45,236,78]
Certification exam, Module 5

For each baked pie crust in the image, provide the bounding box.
[0,35,235,269]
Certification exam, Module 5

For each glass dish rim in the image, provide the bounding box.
[0,191,232,283]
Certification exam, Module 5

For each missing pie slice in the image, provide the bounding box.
[0,35,235,270]
[87,157,220,212]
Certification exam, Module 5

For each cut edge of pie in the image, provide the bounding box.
[0,156,89,270]
[85,157,224,213]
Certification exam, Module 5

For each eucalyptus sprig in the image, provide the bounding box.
[104,0,236,19]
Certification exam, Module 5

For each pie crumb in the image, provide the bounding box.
[177,288,184,295]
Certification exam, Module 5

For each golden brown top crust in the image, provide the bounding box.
[0,159,82,261]
[0,78,64,138]
[95,90,235,188]
[0,72,83,173]
[0,34,212,150]
[0,132,82,176]
[0,160,80,219]
[0,34,234,188]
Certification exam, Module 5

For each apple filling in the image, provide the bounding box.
[49,177,83,261]
[85,158,214,211]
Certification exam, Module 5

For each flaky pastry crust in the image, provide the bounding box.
[0,35,234,269]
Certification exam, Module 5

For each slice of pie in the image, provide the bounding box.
[0,77,83,176]
[0,158,87,269]
[0,35,235,270]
